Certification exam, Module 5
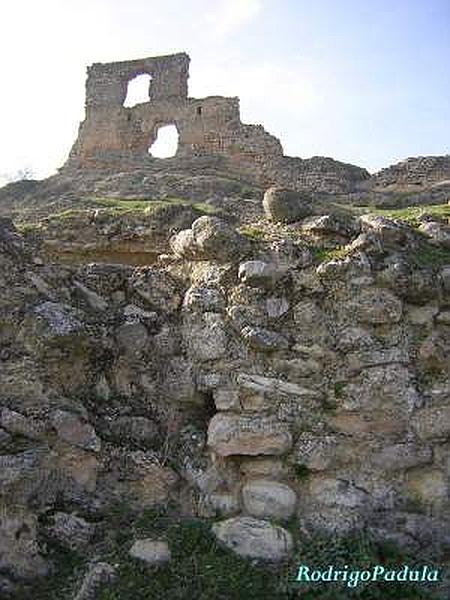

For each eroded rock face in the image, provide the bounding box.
[240,326,290,352]
[302,214,361,239]
[212,517,293,561]
[183,312,228,361]
[419,221,450,249]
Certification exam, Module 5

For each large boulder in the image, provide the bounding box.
[263,187,313,223]
[171,216,248,261]
[212,516,293,561]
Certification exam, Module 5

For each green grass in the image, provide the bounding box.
[15,221,45,233]
[45,207,88,221]
[90,196,219,216]
[312,245,353,263]
[93,518,438,600]
[293,464,311,480]
[9,509,440,600]
[334,381,347,398]
[16,197,220,227]
[410,238,450,268]
[91,197,159,211]
[368,203,450,227]
[239,225,267,241]
[96,513,284,600]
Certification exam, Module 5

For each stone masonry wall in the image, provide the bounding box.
[371,155,450,190]
[1,208,449,592]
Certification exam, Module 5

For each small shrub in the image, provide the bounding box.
[294,464,311,480]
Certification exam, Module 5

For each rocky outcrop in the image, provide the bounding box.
[371,155,450,190]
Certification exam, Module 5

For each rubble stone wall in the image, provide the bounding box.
[371,155,450,190]
[1,209,449,592]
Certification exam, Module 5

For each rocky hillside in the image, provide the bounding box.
[0,178,449,598]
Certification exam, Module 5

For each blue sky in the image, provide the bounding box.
[1,0,449,183]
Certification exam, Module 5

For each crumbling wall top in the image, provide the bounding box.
[86,52,190,108]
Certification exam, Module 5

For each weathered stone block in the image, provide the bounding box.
[241,479,297,520]
[240,326,289,352]
[52,410,101,453]
[351,289,403,324]
[183,312,227,361]
[129,539,171,565]
[207,414,292,456]
[238,260,278,287]
[412,405,450,440]
[212,517,293,561]
[263,187,312,223]
[405,470,448,508]
[198,492,240,517]
[48,512,95,551]
[0,508,48,580]
[183,285,225,311]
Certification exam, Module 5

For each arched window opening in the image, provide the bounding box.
[148,124,179,158]
[123,74,152,107]
[197,106,202,116]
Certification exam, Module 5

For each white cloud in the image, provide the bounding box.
[206,0,262,39]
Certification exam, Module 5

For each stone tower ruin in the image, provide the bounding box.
[65,52,369,193]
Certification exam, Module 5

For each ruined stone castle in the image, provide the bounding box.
[66,52,369,194]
